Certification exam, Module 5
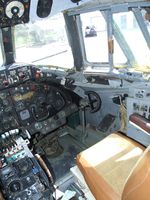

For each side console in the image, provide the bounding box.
[127,83,150,146]
[0,133,53,200]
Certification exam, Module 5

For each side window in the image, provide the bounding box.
[80,11,108,63]
[114,39,127,66]
[120,15,127,29]
[113,11,150,67]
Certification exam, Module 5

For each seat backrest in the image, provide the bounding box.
[122,146,150,200]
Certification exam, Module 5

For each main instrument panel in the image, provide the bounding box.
[0,64,78,135]
[0,0,31,28]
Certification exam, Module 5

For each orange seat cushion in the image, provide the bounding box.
[77,133,145,200]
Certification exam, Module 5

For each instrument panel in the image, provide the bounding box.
[0,90,19,132]
[0,64,33,89]
[0,137,53,200]
[0,82,73,134]
[0,0,31,28]
[0,64,78,135]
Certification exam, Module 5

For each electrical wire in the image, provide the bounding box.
[119,96,127,132]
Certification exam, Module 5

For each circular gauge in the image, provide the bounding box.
[47,91,65,111]
[9,181,22,193]
[5,1,24,19]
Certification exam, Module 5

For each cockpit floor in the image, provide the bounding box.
[46,134,84,182]
[35,127,105,199]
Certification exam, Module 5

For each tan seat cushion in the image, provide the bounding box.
[122,145,150,200]
[77,133,145,200]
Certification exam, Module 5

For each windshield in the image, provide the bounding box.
[0,32,3,66]
[80,7,150,71]
[113,10,150,68]
[14,13,74,69]
[0,47,3,67]
[81,11,109,63]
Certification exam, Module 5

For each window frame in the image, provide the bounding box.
[0,29,5,67]
[67,1,150,71]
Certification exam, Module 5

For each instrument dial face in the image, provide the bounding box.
[5,1,24,19]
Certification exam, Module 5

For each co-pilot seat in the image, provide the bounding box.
[77,114,150,200]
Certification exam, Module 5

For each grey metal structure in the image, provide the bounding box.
[0,0,149,199]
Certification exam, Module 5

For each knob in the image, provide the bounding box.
[35,70,43,79]
[9,181,21,193]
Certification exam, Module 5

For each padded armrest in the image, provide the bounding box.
[129,113,150,134]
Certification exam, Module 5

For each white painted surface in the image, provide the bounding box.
[70,166,96,200]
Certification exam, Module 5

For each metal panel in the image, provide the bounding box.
[111,3,128,13]
[127,97,150,146]
[68,1,150,16]
[105,10,113,71]
[64,13,84,71]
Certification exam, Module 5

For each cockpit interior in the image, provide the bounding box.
[0,0,150,200]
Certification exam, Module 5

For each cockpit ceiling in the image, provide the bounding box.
[30,0,91,21]
[51,0,149,14]
[67,0,150,14]
[0,0,90,28]
[69,0,149,7]
[0,0,148,27]
[28,0,150,22]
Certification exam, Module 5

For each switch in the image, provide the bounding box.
[143,112,146,118]
[3,80,9,86]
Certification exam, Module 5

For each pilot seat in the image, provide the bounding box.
[76,114,150,200]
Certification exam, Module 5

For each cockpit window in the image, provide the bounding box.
[81,11,109,63]
[0,33,3,66]
[79,7,150,71]
[113,11,150,68]
[14,13,74,69]
[0,49,3,66]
